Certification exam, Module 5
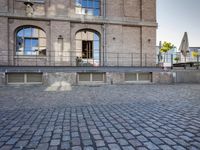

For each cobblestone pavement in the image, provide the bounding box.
[0,84,200,150]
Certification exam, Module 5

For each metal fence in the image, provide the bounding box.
[0,50,157,67]
[158,52,200,69]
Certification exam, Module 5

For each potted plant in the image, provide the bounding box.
[174,57,180,63]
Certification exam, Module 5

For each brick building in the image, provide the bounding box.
[0,0,158,85]
[0,0,157,66]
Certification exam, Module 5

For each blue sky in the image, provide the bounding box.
[157,0,200,47]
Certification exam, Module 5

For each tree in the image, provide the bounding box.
[160,42,175,62]
[174,57,180,63]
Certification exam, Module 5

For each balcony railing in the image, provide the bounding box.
[0,50,157,67]
[157,52,200,69]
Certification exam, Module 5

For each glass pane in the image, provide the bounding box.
[24,28,32,37]
[94,9,99,16]
[94,1,100,8]
[39,30,46,38]
[16,37,24,52]
[93,41,99,49]
[93,49,99,60]
[39,38,46,47]
[87,9,93,15]
[24,39,31,50]
[17,29,23,37]
[82,8,86,14]
[94,33,99,41]
[32,39,38,47]
[75,0,81,6]
[82,0,87,7]
[32,28,39,37]
[88,0,93,7]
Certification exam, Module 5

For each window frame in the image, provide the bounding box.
[15,26,47,56]
[75,0,101,16]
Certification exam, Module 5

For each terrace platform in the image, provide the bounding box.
[0,66,162,73]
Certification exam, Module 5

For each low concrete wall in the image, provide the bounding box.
[106,72,124,84]
[0,73,5,85]
[152,72,174,84]
[43,72,77,86]
[0,70,199,86]
[175,71,200,83]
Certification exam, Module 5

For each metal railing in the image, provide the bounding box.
[0,50,157,67]
[157,52,200,70]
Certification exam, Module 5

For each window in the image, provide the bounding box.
[75,0,100,16]
[16,26,46,56]
[75,30,100,66]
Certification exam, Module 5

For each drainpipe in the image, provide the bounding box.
[103,0,106,66]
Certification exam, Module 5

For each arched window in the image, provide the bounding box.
[16,26,46,56]
[75,30,100,66]
[75,0,100,16]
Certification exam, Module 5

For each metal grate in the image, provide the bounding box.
[79,73,91,81]
[27,73,42,83]
[78,73,105,82]
[7,73,24,83]
[139,73,152,81]
[7,73,42,84]
[125,73,137,81]
[92,73,104,81]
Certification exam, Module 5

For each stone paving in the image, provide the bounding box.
[0,84,200,150]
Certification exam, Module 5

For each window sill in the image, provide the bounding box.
[16,0,45,4]
[14,55,47,59]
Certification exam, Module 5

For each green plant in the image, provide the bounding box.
[174,57,180,63]
[160,42,175,62]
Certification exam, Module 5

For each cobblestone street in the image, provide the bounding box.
[0,84,200,150]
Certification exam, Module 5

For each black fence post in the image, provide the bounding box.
[197,55,199,70]
[171,54,173,70]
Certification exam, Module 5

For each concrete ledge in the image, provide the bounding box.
[1,69,200,86]
[175,70,200,83]
[152,72,174,84]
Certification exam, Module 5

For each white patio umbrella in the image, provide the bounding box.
[179,32,189,63]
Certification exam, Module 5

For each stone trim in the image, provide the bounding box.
[0,13,158,27]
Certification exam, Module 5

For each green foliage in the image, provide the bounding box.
[174,57,180,63]
[160,42,174,53]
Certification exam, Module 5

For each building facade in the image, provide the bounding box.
[0,0,157,67]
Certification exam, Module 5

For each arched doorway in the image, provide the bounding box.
[75,29,100,66]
